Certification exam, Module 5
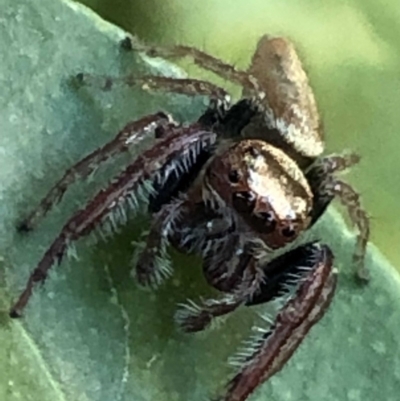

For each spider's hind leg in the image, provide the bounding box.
[77,73,231,105]
[120,35,258,92]
[306,153,370,281]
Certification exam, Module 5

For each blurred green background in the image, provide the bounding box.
[76,0,400,271]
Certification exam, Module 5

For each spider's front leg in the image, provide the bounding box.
[10,125,217,317]
[218,242,337,401]
[17,112,173,232]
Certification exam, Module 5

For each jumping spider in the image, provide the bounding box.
[11,35,369,401]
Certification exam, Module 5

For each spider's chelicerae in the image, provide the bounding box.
[11,35,369,401]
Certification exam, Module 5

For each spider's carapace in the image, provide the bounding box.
[204,139,313,249]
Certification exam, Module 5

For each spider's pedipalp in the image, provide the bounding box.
[17,112,172,232]
[175,259,265,333]
[201,235,251,293]
[221,242,336,401]
[133,197,189,287]
[10,126,217,317]
[174,294,240,333]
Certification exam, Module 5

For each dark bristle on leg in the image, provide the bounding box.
[218,243,336,401]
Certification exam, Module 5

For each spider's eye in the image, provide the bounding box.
[252,211,277,233]
[281,225,296,238]
[245,146,260,158]
[258,211,276,226]
[228,170,240,184]
[232,191,255,213]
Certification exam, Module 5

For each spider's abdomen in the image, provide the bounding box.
[246,36,324,161]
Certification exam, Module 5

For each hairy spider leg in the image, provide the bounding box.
[221,242,336,401]
[306,153,370,281]
[17,113,172,232]
[330,179,369,280]
[77,73,231,104]
[10,127,217,317]
[121,36,259,93]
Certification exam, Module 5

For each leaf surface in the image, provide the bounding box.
[0,1,399,400]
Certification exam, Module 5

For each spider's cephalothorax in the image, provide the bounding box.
[203,139,313,248]
[11,35,370,401]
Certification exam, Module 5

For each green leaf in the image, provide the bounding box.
[1,0,399,400]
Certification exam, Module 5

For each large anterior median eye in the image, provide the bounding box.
[232,191,255,213]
